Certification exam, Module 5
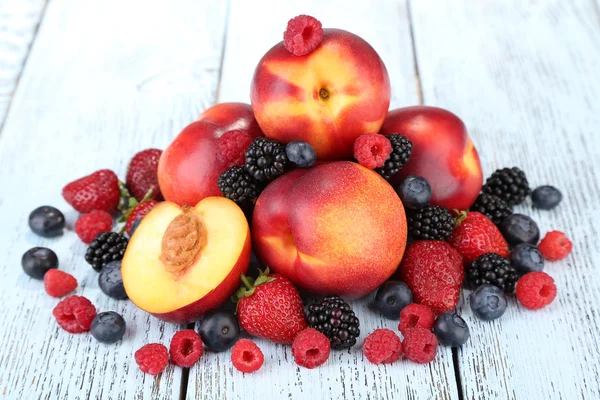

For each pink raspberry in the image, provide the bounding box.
[362,329,402,364]
[538,231,572,261]
[398,303,435,334]
[516,272,557,310]
[231,339,264,373]
[353,133,393,169]
[170,330,203,368]
[292,328,330,369]
[216,130,253,168]
[52,295,96,333]
[283,15,323,56]
[74,210,113,244]
[403,328,438,364]
[135,343,169,375]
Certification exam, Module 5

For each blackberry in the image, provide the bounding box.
[468,253,519,294]
[471,193,513,225]
[482,167,531,206]
[408,205,455,240]
[307,295,360,350]
[218,167,262,206]
[245,138,288,182]
[85,232,128,272]
[375,134,412,180]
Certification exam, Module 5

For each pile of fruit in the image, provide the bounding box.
[22,15,573,375]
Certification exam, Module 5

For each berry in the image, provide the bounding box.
[75,210,113,244]
[292,328,331,369]
[199,310,240,352]
[499,214,540,246]
[245,137,288,182]
[353,133,393,169]
[538,231,572,261]
[283,15,323,56]
[469,284,507,321]
[482,167,531,206]
[373,281,413,320]
[408,205,455,241]
[126,149,163,202]
[22,247,58,279]
[362,329,402,364]
[402,328,438,364]
[285,140,317,168]
[449,211,510,265]
[468,253,519,294]
[307,295,360,350]
[44,269,77,298]
[510,243,544,274]
[135,343,169,375]
[471,193,513,225]
[29,206,65,237]
[375,134,412,180]
[395,175,431,210]
[398,303,435,334]
[231,339,264,373]
[124,200,158,236]
[98,260,128,300]
[216,130,253,168]
[52,295,97,333]
[170,330,203,367]
[218,166,262,206]
[62,169,120,214]
[516,272,557,310]
[433,312,470,347]
[85,232,128,272]
[532,185,562,210]
[90,311,126,344]
[130,218,142,237]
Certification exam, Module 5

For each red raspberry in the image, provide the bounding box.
[44,270,77,298]
[353,133,393,169]
[62,169,120,214]
[231,339,264,373]
[403,328,438,364]
[126,149,163,202]
[283,15,323,56]
[52,295,96,333]
[124,200,158,235]
[135,343,169,375]
[362,329,403,364]
[75,210,113,243]
[538,231,572,261]
[291,328,330,369]
[398,303,435,334]
[169,330,203,368]
[516,272,557,310]
[216,130,253,168]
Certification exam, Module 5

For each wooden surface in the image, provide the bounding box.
[0,0,599,399]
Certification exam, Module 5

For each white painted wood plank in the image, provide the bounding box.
[410,0,600,399]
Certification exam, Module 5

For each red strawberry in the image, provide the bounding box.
[124,200,158,235]
[449,211,509,266]
[236,269,308,344]
[399,241,464,314]
[62,169,120,214]
[126,149,163,202]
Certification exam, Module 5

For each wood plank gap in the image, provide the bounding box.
[406,0,424,105]
[178,322,196,400]
[452,348,465,400]
[215,0,232,103]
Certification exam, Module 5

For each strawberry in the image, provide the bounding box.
[236,269,307,344]
[449,211,509,266]
[126,149,163,202]
[62,169,120,214]
[399,241,464,314]
[124,200,158,235]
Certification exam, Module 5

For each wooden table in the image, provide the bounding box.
[1,0,599,399]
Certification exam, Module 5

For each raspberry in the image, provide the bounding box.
[231,339,264,373]
[516,272,557,310]
[216,130,253,168]
[398,303,435,334]
[75,210,113,244]
[52,295,96,333]
[291,328,330,369]
[44,270,77,298]
[353,133,393,169]
[135,343,169,375]
[283,15,323,56]
[169,330,203,368]
[402,328,438,364]
[362,329,403,364]
[538,231,572,261]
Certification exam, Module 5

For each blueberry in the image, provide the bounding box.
[29,206,65,237]
[510,243,544,274]
[285,140,317,168]
[532,185,562,210]
[129,218,142,237]
[433,312,470,347]
[499,214,540,246]
[373,281,413,320]
[469,284,508,321]
[90,311,126,344]
[395,175,432,209]
[199,310,240,352]
[22,247,58,279]
[98,260,128,300]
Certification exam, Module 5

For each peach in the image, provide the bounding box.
[252,161,407,299]
[251,29,390,161]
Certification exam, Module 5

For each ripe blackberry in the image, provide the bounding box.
[408,205,455,240]
[218,167,262,206]
[245,138,288,182]
[482,167,531,206]
[85,232,128,272]
[375,134,412,180]
[468,253,519,294]
[471,193,513,225]
[307,295,360,350]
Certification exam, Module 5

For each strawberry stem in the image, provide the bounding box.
[240,274,254,291]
